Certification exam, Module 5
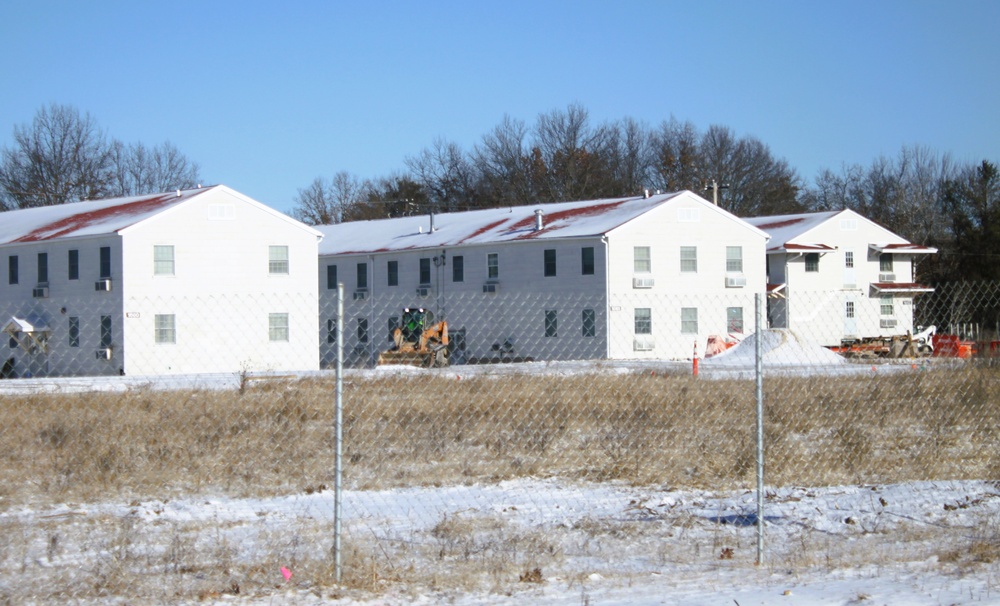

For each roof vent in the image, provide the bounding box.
[534,209,544,231]
[644,189,650,199]
[176,190,181,197]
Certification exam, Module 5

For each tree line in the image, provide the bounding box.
[1,103,996,283]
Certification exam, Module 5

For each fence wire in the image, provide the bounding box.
[0,281,998,603]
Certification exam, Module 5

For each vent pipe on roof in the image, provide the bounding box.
[429,210,435,234]
[644,189,650,199]
[534,209,544,231]
[176,190,181,197]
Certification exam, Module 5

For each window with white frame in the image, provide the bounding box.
[844,251,854,269]
[155,314,176,343]
[154,245,175,276]
[633,247,651,273]
[634,308,652,335]
[804,253,820,272]
[727,307,744,333]
[726,246,743,273]
[268,246,289,275]
[487,253,499,280]
[846,301,855,319]
[879,253,893,272]
[880,296,894,316]
[269,313,289,342]
[680,246,698,273]
[681,307,698,334]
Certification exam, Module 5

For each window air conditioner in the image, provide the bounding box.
[482,282,499,294]
[95,348,112,360]
[95,279,112,291]
[725,275,747,288]
[880,318,898,329]
[352,290,368,301]
[633,336,655,351]
[416,286,430,298]
[32,286,49,298]
[878,273,896,282]
[632,276,654,289]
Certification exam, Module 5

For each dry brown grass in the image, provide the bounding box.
[1,364,998,509]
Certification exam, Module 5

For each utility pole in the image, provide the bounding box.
[704,179,729,206]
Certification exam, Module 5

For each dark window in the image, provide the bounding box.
[582,309,596,337]
[419,258,431,285]
[100,315,113,348]
[805,253,819,272]
[37,253,48,284]
[327,319,337,344]
[879,253,893,272]
[387,261,398,286]
[357,318,369,343]
[452,255,464,282]
[582,247,595,275]
[326,264,338,290]
[544,249,556,277]
[388,316,399,343]
[356,263,368,289]
[544,310,558,337]
[68,250,79,280]
[99,247,112,279]
[68,317,80,347]
[8,255,18,285]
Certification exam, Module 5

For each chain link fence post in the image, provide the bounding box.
[333,282,344,583]
[755,291,765,564]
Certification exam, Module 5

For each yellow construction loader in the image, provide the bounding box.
[378,307,450,367]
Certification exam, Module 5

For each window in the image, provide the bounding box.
[155,314,176,344]
[37,253,48,284]
[879,253,893,272]
[544,310,558,337]
[269,313,289,342]
[680,246,698,273]
[880,296,894,316]
[68,250,79,280]
[582,247,595,275]
[268,246,289,275]
[487,253,499,280]
[681,308,698,334]
[452,255,464,282]
[419,258,431,285]
[544,249,557,277]
[634,308,652,335]
[727,307,744,333]
[99,247,111,279]
[388,316,399,343]
[100,315,113,349]
[387,261,399,286]
[726,246,743,273]
[327,319,337,344]
[68,317,80,348]
[844,251,854,269]
[846,301,855,319]
[582,308,596,337]
[8,255,18,285]
[357,318,369,343]
[805,253,819,272]
[326,264,338,290]
[633,247,651,273]
[153,245,174,276]
[356,263,368,289]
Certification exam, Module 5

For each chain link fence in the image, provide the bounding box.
[0,282,998,602]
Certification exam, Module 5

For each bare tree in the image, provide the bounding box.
[292,171,369,225]
[650,117,703,192]
[405,138,478,212]
[533,104,616,201]
[0,104,114,209]
[109,140,201,197]
[472,114,535,207]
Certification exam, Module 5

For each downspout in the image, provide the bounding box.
[602,235,611,359]
[368,253,376,365]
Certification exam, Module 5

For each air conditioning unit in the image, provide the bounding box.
[352,290,368,301]
[632,276,654,289]
[725,275,747,288]
[32,286,49,298]
[880,318,898,329]
[95,278,112,291]
[633,336,655,351]
[416,286,430,298]
[95,348,112,360]
[878,273,896,282]
[482,282,499,294]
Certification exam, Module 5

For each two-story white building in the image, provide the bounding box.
[743,209,936,347]
[0,185,322,377]
[316,191,769,366]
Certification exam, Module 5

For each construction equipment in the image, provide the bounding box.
[378,307,450,367]
[832,325,936,359]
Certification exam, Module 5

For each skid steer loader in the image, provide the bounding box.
[378,307,450,367]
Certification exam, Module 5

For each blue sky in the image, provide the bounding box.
[2,1,998,215]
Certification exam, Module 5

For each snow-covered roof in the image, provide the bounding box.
[0,187,217,244]
[316,191,756,256]
[742,211,842,252]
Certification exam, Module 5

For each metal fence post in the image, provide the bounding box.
[755,292,765,564]
[334,282,345,583]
